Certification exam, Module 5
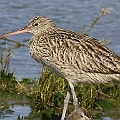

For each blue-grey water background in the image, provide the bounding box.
[0,0,120,120]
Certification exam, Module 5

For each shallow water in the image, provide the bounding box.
[0,105,30,120]
[0,0,120,119]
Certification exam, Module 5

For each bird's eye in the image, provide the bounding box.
[34,23,39,26]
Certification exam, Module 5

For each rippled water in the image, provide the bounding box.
[0,0,120,119]
[0,105,30,120]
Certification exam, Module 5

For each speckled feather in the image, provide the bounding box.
[28,16,120,84]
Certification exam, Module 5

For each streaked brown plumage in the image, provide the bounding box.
[66,108,90,120]
[0,16,120,120]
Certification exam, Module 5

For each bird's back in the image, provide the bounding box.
[29,28,120,84]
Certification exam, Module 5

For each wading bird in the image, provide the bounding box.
[0,16,120,120]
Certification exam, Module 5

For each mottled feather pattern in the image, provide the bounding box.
[29,25,120,84]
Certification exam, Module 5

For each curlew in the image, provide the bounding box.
[0,16,120,120]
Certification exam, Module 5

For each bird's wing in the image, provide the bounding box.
[53,29,120,74]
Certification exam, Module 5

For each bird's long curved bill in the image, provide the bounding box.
[0,27,29,39]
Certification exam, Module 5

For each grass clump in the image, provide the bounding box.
[0,46,16,91]
[0,46,30,104]
[29,69,66,119]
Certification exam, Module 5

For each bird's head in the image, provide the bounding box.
[27,16,56,35]
[0,16,56,39]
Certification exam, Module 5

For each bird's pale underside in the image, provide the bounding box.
[0,16,120,120]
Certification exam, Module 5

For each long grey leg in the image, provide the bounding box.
[68,81,78,109]
[61,85,70,120]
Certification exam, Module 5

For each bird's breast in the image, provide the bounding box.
[28,36,56,66]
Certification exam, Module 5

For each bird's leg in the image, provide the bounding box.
[68,81,78,109]
[61,85,70,120]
